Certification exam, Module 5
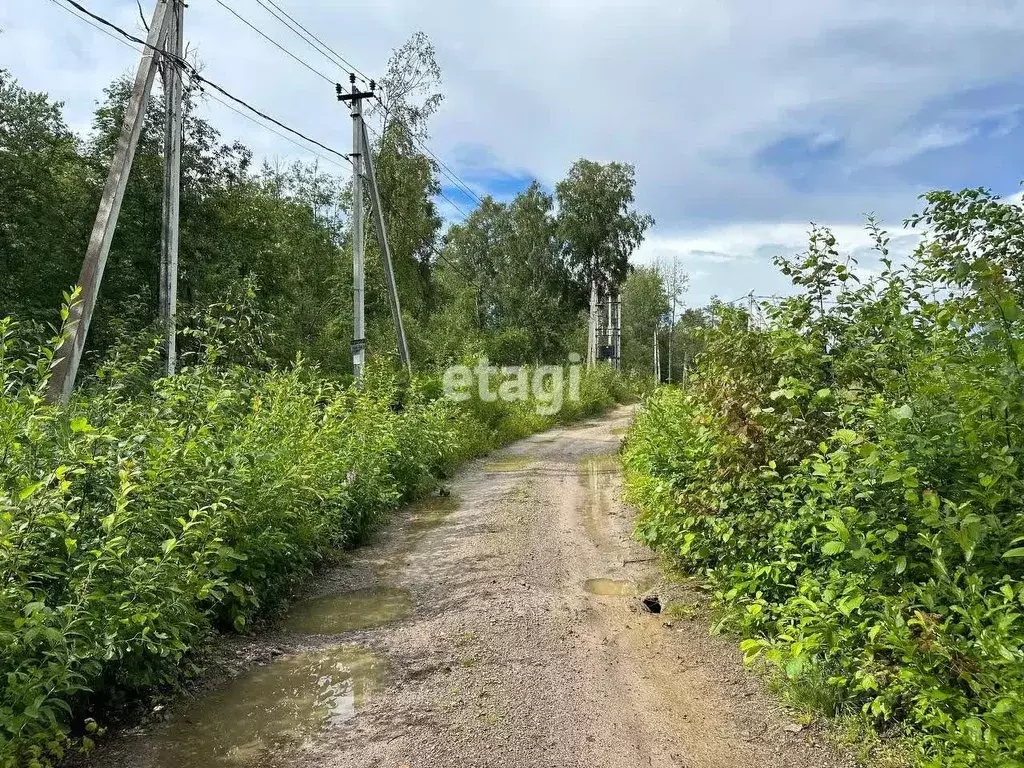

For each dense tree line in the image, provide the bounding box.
[0,35,655,376]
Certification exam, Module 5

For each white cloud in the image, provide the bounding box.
[633,221,921,306]
[2,0,1021,305]
[862,124,979,168]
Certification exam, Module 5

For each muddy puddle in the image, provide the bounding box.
[484,456,536,472]
[283,587,412,634]
[579,455,621,550]
[584,578,636,596]
[143,646,380,767]
[407,495,460,530]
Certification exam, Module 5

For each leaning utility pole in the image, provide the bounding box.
[159,0,185,376]
[46,0,173,405]
[338,75,410,384]
[360,117,410,374]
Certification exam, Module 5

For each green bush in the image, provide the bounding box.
[0,309,630,767]
[624,194,1024,768]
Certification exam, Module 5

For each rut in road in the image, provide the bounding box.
[88,406,852,768]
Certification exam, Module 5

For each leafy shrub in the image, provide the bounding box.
[0,306,630,767]
[624,193,1024,767]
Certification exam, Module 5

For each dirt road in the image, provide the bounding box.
[89,406,850,768]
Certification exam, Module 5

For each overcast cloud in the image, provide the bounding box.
[3,0,1024,306]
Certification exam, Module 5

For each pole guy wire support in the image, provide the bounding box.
[47,0,177,404]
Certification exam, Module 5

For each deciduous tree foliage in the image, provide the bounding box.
[620,266,669,374]
[0,53,653,372]
[555,159,653,295]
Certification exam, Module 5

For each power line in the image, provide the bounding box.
[434,189,473,221]
[242,0,487,213]
[46,0,144,52]
[242,3,485,210]
[365,105,486,208]
[196,80,350,166]
[431,247,481,288]
[253,0,372,85]
[59,0,479,291]
[199,87,349,171]
[54,0,352,167]
[363,122,475,222]
[412,137,484,206]
[211,0,334,85]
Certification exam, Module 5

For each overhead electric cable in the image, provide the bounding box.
[53,0,353,167]
[211,0,334,84]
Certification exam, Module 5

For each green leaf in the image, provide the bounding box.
[70,416,93,433]
[993,698,1015,716]
[822,541,846,556]
[892,404,914,421]
[837,594,864,617]
[834,429,858,444]
[1002,548,1024,559]
[18,481,43,501]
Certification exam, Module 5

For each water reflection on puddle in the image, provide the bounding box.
[483,456,536,472]
[407,495,459,530]
[148,646,379,767]
[283,588,413,634]
[579,455,620,551]
[584,578,636,596]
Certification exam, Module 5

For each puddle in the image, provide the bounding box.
[578,455,621,550]
[283,587,412,634]
[484,456,536,472]
[147,646,380,767]
[407,495,460,530]
[584,578,637,596]
[579,455,619,474]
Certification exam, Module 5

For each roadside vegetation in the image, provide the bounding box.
[0,302,629,767]
[625,191,1024,767]
[0,32,650,768]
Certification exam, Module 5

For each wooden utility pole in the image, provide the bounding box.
[159,0,184,376]
[47,0,173,405]
[338,75,411,382]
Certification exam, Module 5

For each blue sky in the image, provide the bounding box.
[3,0,1024,306]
